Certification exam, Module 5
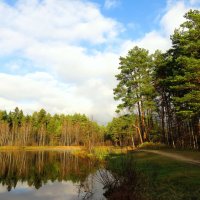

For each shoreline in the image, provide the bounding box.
[0,145,83,151]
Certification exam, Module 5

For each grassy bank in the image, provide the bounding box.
[0,145,130,157]
[106,151,200,200]
[71,146,131,161]
[0,145,82,151]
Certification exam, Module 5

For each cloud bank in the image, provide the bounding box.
[0,0,199,124]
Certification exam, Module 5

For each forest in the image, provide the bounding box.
[0,10,199,150]
[0,107,104,148]
[109,9,200,149]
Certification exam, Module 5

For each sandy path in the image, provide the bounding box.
[139,150,200,166]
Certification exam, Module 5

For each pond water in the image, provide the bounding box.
[0,151,107,200]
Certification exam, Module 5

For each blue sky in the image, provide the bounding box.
[94,0,167,37]
[0,0,199,123]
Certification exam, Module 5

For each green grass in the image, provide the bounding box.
[106,151,200,200]
[90,146,129,159]
[138,142,168,150]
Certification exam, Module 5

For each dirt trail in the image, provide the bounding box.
[140,150,200,166]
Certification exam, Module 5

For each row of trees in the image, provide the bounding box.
[0,107,104,148]
[111,10,200,149]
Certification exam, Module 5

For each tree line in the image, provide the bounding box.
[109,10,200,149]
[0,107,104,148]
[0,10,199,150]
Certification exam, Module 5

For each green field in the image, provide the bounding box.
[106,151,200,200]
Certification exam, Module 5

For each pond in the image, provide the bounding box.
[0,151,107,200]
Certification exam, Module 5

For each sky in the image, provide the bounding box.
[0,0,199,124]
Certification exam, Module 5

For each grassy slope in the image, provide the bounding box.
[107,151,200,200]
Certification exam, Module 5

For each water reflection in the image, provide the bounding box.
[0,151,106,200]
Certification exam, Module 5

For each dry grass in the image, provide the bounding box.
[0,145,82,151]
[72,146,132,160]
[138,142,168,150]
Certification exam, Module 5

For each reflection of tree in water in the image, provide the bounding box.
[78,168,147,200]
[95,169,147,200]
[0,151,100,191]
[78,170,106,200]
[78,155,149,200]
[101,157,149,200]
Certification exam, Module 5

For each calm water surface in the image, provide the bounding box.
[0,151,106,200]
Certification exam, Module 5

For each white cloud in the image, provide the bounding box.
[120,0,200,55]
[121,31,171,54]
[104,0,120,9]
[0,0,199,124]
[0,0,121,123]
[189,0,200,5]
[0,72,90,113]
[0,0,122,55]
[160,1,188,36]
[0,72,116,123]
[24,42,119,83]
